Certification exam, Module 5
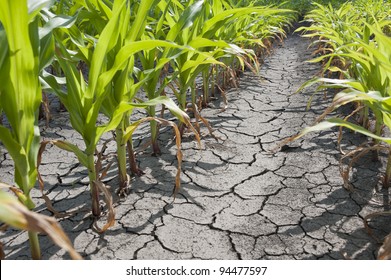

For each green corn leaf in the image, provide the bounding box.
[96,40,186,96]
[121,118,148,145]
[40,69,66,91]
[126,0,156,42]
[292,117,391,145]
[53,44,88,136]
[39,14,78,70]
[166,0,205,42]
[27,0,52,19]
[0,0,41,148]
[202,7,292,38]
[49,140,89,168]
[332,90,389,106]
[0,29,9,93]
[319,78,366,92]
[87,0,127,98]
[180,54,223,73]
[40,11,77,38]
[297,77,367,94]
[130,96,191,124]
[109,96,190,138]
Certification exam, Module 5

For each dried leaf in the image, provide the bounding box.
[93,181,115,233]
[0,186,82,259]
[338,143,387,191]
[378,233,391,260]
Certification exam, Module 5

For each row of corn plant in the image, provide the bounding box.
[291,0,391,259]
[0,0,295,259]
[295,0,391,184]
[145,0,294,148]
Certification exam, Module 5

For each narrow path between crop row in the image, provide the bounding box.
[1,27,389,260]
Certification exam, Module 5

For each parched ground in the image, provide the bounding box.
[1,28,390,260]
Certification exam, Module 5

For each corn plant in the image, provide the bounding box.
[0,0,77,259]
[43,0,140,221]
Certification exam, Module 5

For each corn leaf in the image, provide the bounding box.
[0,186,82,260]
[292,117,391,145]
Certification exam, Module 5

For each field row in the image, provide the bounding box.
[292,0,391,260]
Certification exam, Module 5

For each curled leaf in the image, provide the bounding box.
[0,185,82,259]
[92,181,115,233]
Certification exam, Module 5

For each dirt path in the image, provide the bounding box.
[1,29,389,260]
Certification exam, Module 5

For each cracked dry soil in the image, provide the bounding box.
[1,29,390,260]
